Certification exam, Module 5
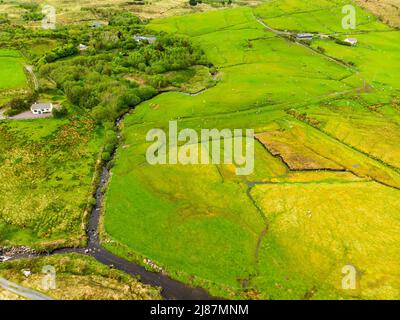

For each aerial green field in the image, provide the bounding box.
[0,117,104,250]
[103,0,400,299]
[0,0,399,301]
[0,49,26,90]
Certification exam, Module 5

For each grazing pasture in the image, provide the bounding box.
[0,117,104,250]
[251,181,400,299]
[0,49,26,90]
[103,1,400,299]
[0,0,399,300]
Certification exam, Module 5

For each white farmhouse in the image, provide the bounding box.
[344,38,358,46]
[31,102,53,115]
[133,35,157,44]
[296,33,313,41]
[79,44,89,51]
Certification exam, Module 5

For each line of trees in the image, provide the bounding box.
[1,10,208,122]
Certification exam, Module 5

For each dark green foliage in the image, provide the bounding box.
[101,151,111,161]
[18,2,40,11]
[125,34,208,74]
[3,92,38,116]
[108,12,141,26]
[1,10,207,123]
[43,44,79,63]
[22,12,45,21]
[19,2,44,22]
[52,106,68,118]
[0,13,9,25]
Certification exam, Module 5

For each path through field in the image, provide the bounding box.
[24,65,39,90]
[0,277,52,300]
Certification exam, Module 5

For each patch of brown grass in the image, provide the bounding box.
[256,129,344,171]
[355,0,400,27]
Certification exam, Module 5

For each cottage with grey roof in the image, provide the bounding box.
[31,103,53,115]
[296,33,313,41]
[344,38,358,46]
[133,35,157,44]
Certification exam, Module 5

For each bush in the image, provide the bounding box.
[135,85,157,100]
[108,12,141,26]
[104,143,115,153]
[101,151,111,161]
[52,106,68,118]
[3,92,38,116]
[120,92,141,108]
[22,12,45,21]
[44,44,79,63]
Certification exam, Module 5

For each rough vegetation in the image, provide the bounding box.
[102,1,400,299]
[0,0,399,300]
[0,254,162,300]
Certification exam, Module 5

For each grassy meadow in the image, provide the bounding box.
[0,49,26,90]
[0,117,104,250]
[0,0,263,25]
[103,0,400,299]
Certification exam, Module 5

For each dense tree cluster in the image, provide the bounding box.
[43,44,79,63]
[19,2,45,21]
[122,35,208,74]
[1,10,209,122]
[39,53,159,122]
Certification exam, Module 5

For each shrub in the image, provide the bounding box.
[3,92,38,116]
[22,12,45,21]
[52,106,68,118]
[101,151,111,161]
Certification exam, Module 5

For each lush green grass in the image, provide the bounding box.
[140,9,358,123]
[100,1,400,299]
[104,141,265,296]
[0,49,27,90]
[0,117,104,250]
[252,181,400,299]
[254,0,389,33]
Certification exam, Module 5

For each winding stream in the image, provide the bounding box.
[1,112,215,300]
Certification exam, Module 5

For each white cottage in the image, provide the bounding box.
[79,44,88,51]
[133,35,157,44]
[344,38,358,46]
[296,33,313,41]
[31,102,53,115]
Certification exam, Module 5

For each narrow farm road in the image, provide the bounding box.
[25,65,39,90]
[0,277,52,300]
[254,17,355,69]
